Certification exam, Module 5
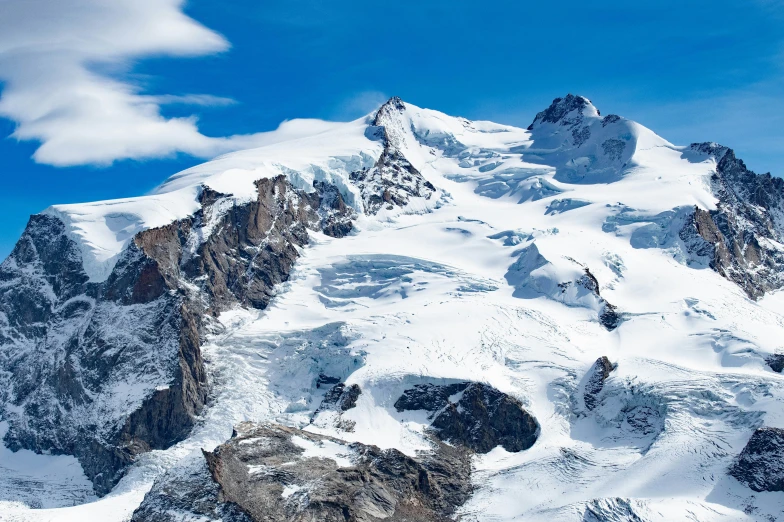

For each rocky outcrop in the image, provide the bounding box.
[523,95,636,185]
[505,245,621,330]
[681,143,784,299]
[351,97,436,214]
[132,383,535,521]
[130,456,252,522]
[395,382,539,453]
[132,423,472,522]
[584,356,615,411]
[578,268,621,331]
[766,353,784,373]
[313,180,355,238]
[527,94,597,130]
[312,382,362,423]
[0,213,198,495]
[162,177,324,313]
[729,427,784,492]
[0,176,354,495]
[394,382,468,413]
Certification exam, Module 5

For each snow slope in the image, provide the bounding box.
[2,96,784,521]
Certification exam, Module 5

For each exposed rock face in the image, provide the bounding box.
[132,423,472,522]
[766,354,784,373]
[0,214,201,495]
[584,356,615,411]
[132,382,536,521]
[130,456,252,522]
[578,268,621,331]
[166,177,325,313]
[729,427,784,492]
[351,97,436,214]
[528,94,596,130]
[321,383,362,412]
[394,383,468,413]
[0,176,354,494]
[312,382,362,426]
[681,143,784,299]
[601,138,626,161]
[313,180,355,238]
[395,382,539,453]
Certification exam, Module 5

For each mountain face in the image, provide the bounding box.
[0,175,354,494]
[681,143,784,299]
[1,95,784,521]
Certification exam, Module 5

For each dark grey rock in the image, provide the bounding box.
[602,138,626,161]
[0,214,203,495]
[528,94,594,130]
[729,427,784,492]
[351,97,436,214]
[313,180,355,238]
[578,268,621,331]
[0,176,355,495]
[395,382,539,453]
[394,383,469,413]
[584,356,615,411]
[316,373,342,388]
[599,303,621,330]
[572,125,591,147]
[130,456,252,522]
[133,423,472,522]
[316,382,362,415]
[766,354,784,373]
[681,143,784,299]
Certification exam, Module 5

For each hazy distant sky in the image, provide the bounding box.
[0,0,783,258]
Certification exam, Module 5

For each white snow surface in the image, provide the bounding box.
[3,98,784,521]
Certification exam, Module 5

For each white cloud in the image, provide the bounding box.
[0,0,264,166]
[330,90,389,120]
[147,94,238,107]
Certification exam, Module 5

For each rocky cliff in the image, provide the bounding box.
[132,382,536,521]
[0,175,354,495]
[681,143,784,299]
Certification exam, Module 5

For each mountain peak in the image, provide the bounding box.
[528,94,600,130]
[371,96,407,126]
[6,93,784,522]
[369,96,412,151]
[689,141,732,162]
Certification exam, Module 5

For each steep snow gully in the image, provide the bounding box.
[1,95,784,521]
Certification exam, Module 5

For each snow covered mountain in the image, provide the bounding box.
[1,95,783,521]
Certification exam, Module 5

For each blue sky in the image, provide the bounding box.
[0,0,783,259]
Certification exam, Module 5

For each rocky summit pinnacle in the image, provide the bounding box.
[528,94,599,130]
[371,95,407,126]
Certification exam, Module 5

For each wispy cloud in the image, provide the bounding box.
[147,94,238,107]
[329,91,389,121]
[0,0,262,166]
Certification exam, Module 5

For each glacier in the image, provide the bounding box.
[0,95,783,521]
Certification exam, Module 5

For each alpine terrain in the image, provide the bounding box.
[1,95,783,521]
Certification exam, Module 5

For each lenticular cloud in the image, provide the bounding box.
[0,0,260,166]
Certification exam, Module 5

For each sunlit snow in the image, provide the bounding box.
[2,98,783,521]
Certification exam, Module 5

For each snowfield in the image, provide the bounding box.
[2,96,783,521]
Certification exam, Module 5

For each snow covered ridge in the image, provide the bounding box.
[2,94,784,521]
[33,94,784,298]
